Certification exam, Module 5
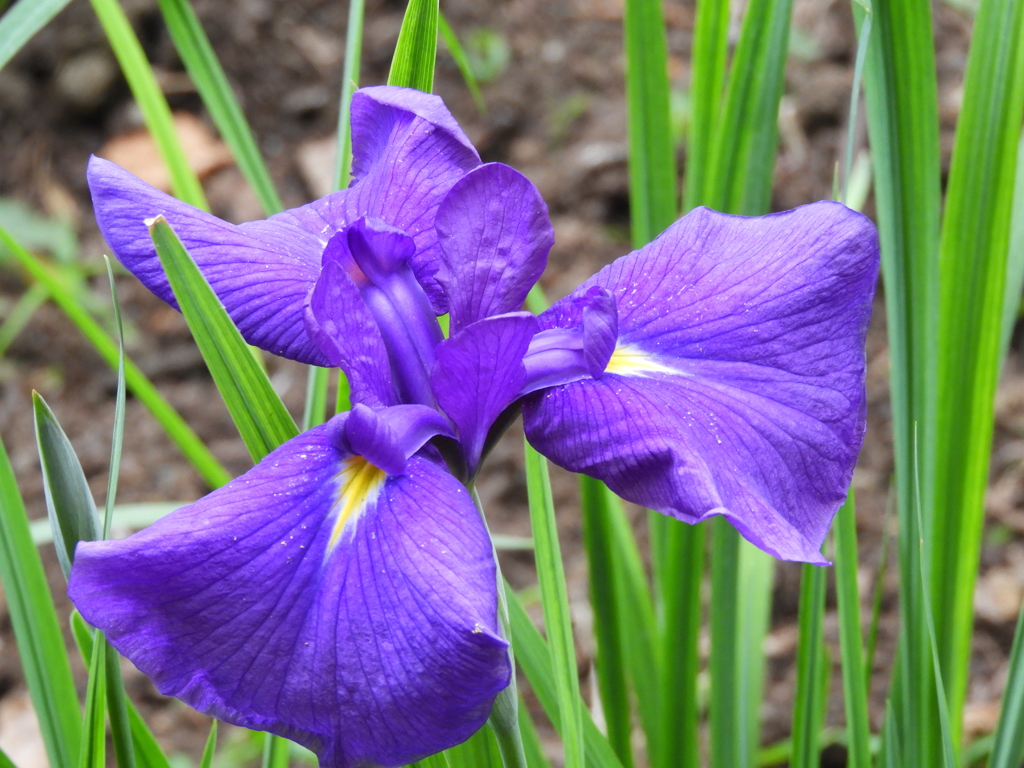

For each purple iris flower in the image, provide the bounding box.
[69,85,879,767]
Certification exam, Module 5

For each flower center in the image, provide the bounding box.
[328,456,386,552]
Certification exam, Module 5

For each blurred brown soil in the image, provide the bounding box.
[0,0,1009,766]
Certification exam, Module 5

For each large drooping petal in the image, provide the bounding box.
[431,312,539,475]
[435,163,553,332]
[88,156,329,364]
[270,87,483,314]
[68,420,508,768]
[523,203,879,563]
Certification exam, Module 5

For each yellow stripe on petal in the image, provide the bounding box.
[327,456,386,552]
[604,343,679,377]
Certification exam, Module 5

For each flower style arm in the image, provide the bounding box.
[68,409,509,768]
[523,202,880,563]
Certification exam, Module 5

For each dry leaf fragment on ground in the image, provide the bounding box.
[98,112,233,193]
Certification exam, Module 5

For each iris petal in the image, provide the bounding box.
[68,420,509,768]
[435,163,554,332]
[523,202,879,563]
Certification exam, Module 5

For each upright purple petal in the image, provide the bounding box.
[431,313,540,476]
[69,420,508,768]
[523,203,879,563]
[88,156,328,364]
[305,260,398,407]
[271,87,483,314]
[435,163,553,332]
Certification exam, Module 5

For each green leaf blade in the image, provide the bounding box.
[789,563,828,768]
[505,587,624,768]
[524,445,584,768]
[833,495,872,768]
[149,217,299,462]
[388,0,439,92]
[859,0,942,759]
[0,0,73,72]
[0,432,82,768]
[578,476,633,768]
[624,0,677,245]
[78,631,108,768]
[32,392,100,579]
[682,0,729,212]
[931,0,1024,745]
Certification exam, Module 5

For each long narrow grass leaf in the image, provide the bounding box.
[517,696,552,768]
[842,6,872,200]
[932,0,1024,746]
[708,520,742,768]
[302,366,331,430]
[0,0,73,71]
[505,587,624,768]
[913,439,957,768]
[150,217,298,461]
[578,476,633,768]
[334,0,366,189]
[102,256,126,538]
[0,227,230,487]
[705,0,794,213]
[33,392,100,579]
[859,0,942,758]
[790,562,828,768]
[609,514,661,767]
[710,521,774,768]
[99,259,136,768]
[445,725,501,768]
[156,0,283,214]
[833,495,871,768]
[623,0,676,244]
[89,0,207,208]
[0,432,81,767]
[0,281,48,355]
[78,631,108,768]
[200,721,218,768]
[989,595,1024,768]
[388,0,438,92]
[682,0,729,211]
[998,130,1024,362]
[438,13,485,114]
[649,518,702,768]
[261,734,288,768]
[72,612,172,768]
[525,444,584,768]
